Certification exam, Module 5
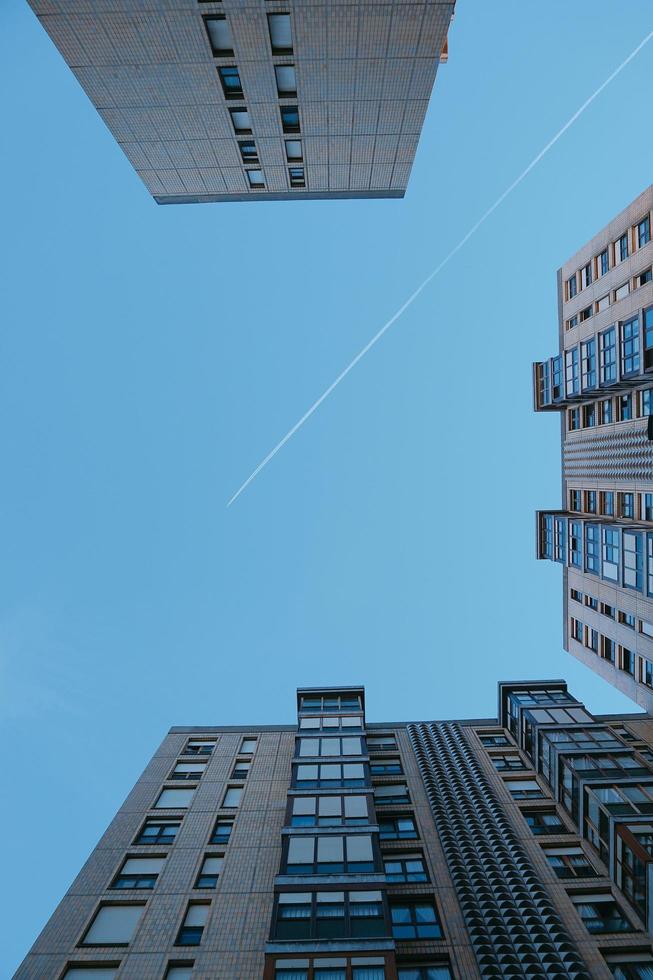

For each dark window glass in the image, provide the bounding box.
[136,821,180,845]
[575,898,632,934]
[524,810,566,835]
[281,106,300,133]
[218,66,243,99]
[621,317,640,376]
[391,902,443,940]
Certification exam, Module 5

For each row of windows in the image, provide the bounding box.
[565,264,652,330]
[564,213,651,303]
[569,587,653,643]
[567,488,653,521]
[111,852,224,892]
[570,617,636,673]
[300,694,363,712]
[542,518,653,595]
[538,306,653,406]
[182,735,256,756]
[272,961,452,980]
[203,14,305,189]
[567,385,653,431]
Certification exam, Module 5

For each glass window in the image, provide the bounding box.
[281,106,300,133]
[268,13,293,53]
[218,66,242,99]
[286,834,375,874]
[230,109,251,134]
[581,338,597,390]
[211,818,234,844]
[573,895,632,934]
[384,854,428,883]
[615,281,631,302]
[642,390,653,417]
[82,904,145,945]
[617,232,629,263]
[600,327,617,384]
[379,815,417,840]
[598,248,609,276]
[565,347,580,396]
[623,532,643,591]
[391,902,442,940]
[638,215,651,248]
[569,521,582,568]
[552,355,563,399]
[398,970,452,980]
[171,762,205,781]
[246,170,264,188]
[184,740,215,756]
[238,141,258,164]
[568,407,580,430]
[275,64,297,97]
[506,779,543,799]
[240,738,257,754]
[176,903,209,946]
[567,274,577,299]
[112,856,164,890]
[155,788,194,809]
[622,317,640,376]
[585,524,600,574]
[196,855,224,889]
[607,960,653,979]
[602,527,620,581]
[136,820,180,845]
[570,489,582,511]
[644,306,653,370]
[165,968,194,980]
[204,16,233,55]
[601,491,614,515]
[524,810,566,835]
[285,139,302,161]
[581,262,592,289]
[543,846,596,879]
[374,784,410,805]
[223,787,242,807]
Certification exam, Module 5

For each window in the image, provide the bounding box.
[204,16,233,56]
[645,306,653,369]
[112,857,164,890]
[398,969,452,980]
[642,391,653,417]
[580,304,593,322]
[237,141,258,164]
[505,779,543,799]
[82,904,145,945]
[599,398,614,424]
[601,490,615,515]
[581,262,592,289]
[290,794,369,827]
[390,901,443,940]
[273,891,385,941]
[638,215,651,248]
[618,393,633,421]
[373,784,410,805]
[570,489,582,511]
[164,967,194,980]
[624,532,643,591]
[384,854,428,883]
[184,740,215,756]
[246,170,264,188]
[585,524,600,574]
[196,855,223,889]
[615,281,631,302]
[478,733,510,747]
[602,527,620,581]
[597,294,610,312]
[268,13,293,53]
[370,758,403,775]
[567,314,578,330]
[583,402,596,427]
[570,588,583,603]
[620,492,635,518]
[240,738,257,754]
[569,520,582,568]
[222,787,242,807]
[600,327,617,384]
[229,108,251,134]
[565,347,580,395]
[568,407,580,430]
[298,736,363,758]
[176,903,209,946]
[598,248,609,276]
[616,232,629,264]
[285,834,375,874]
[567,274,578,299]
[571,618,583,642]
[289,167,305,188]
[606,954,653,978]
[210,818,234,844]
[232,760,251,779]
[542,846,596,879]
[63,970,119,979]
[284,140,303,162]
[581,338,597,390]
[491,754,526,772]
[640,656,653,689]
[295,763,366,788]
[300,694,362,712]
[367,735,397,752]
[585,627,599,653]
[622,316,641,376]
[218,65,243,100]
[637,267,653,288]
[280,106,300,133]
[155,788,194,809]
[136,820,180,845]
[601,637,615,664]
[552,354,563,399]
[586,490,597,513]
[275,64,297,97]
[524,809,567,835]
[379,815,417,840]
[170,762,205,781]
[572,893,632,934]
[538,360,551,404]
[619,647,635,675]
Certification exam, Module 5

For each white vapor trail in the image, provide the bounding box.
[227,30,653,507]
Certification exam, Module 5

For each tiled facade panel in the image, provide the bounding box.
[27,0,455,202]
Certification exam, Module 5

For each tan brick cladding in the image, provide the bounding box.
[26,0,455,203]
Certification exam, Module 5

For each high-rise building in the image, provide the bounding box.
[534,185,653,711]
[14,681,653,979]
[27,0,455,204]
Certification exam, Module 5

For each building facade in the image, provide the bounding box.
[27,0,455,204]
[534,185,653,711]
[14,681,653,979]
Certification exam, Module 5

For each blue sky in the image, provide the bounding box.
[2,0,653,973]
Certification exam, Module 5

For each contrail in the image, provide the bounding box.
[228,29,653,507]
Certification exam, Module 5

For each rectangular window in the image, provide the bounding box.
[567,314,578,330]
[218,65,243,99]
[581,338,596,390]
[601,490,614,515]
[616,232,629,264]
[601,636,615,663]
[390,901,443,940]
[572,894,631,934]
[82,904,145,946]
[184,739,215,756]
[373,784,410,805]
[176,903,209,946]
[581,262,592,289]
[623,532,643,591]
[280,106,300,133]
[155,788,194,809]
[586,490,597,513]
[222,787,242,807]
[567,274,577,299]
[297,736,363,757]
[295,762,366,788]
[524,810,566,835]
[211,818,234,844]
[620,492,635,518]
[366,735,397,752]
[285,834,375,874]
[170,762,205,781]
[569,521,582,568]
[615,281,630,302]
[596,293,610,313]
[112,856,164,890]
[565,347,580,396]
[229,108,251,134]
[232,760,251,779]
[542,846,596,879]
[196,855,224,889]
[204,16,233,56]
[598,248,609,276]
[552,355,563,400]
[379,815,417,840]
[619,647,635,675]
[275,64,297,97]
[136,820,180,845]
[641,390,653,417]
[240,738,257,754]
[285,139,303,162]
[618,611,636,628]
[384,854,428,883]
[268,13,293,53]
[602,527,620,581]
[289,167,305,188]
[583,403,596,427]
[580,305,593,322]
[585,525,600,575]
[638,214,651,248]
[370,758,403,775]
[644,306,653,370]
[570,489,582,511]
[246,169,264,188]
[637,267,653,288]
[600,327,617,384]
[568,407,580,430]
[506,779,544,799]
[570,618,583,642]
[238,141,258,164]
[491,754,526,772]
[599,398,613,424]
[291,794,368,827]
[621,316,640,376]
